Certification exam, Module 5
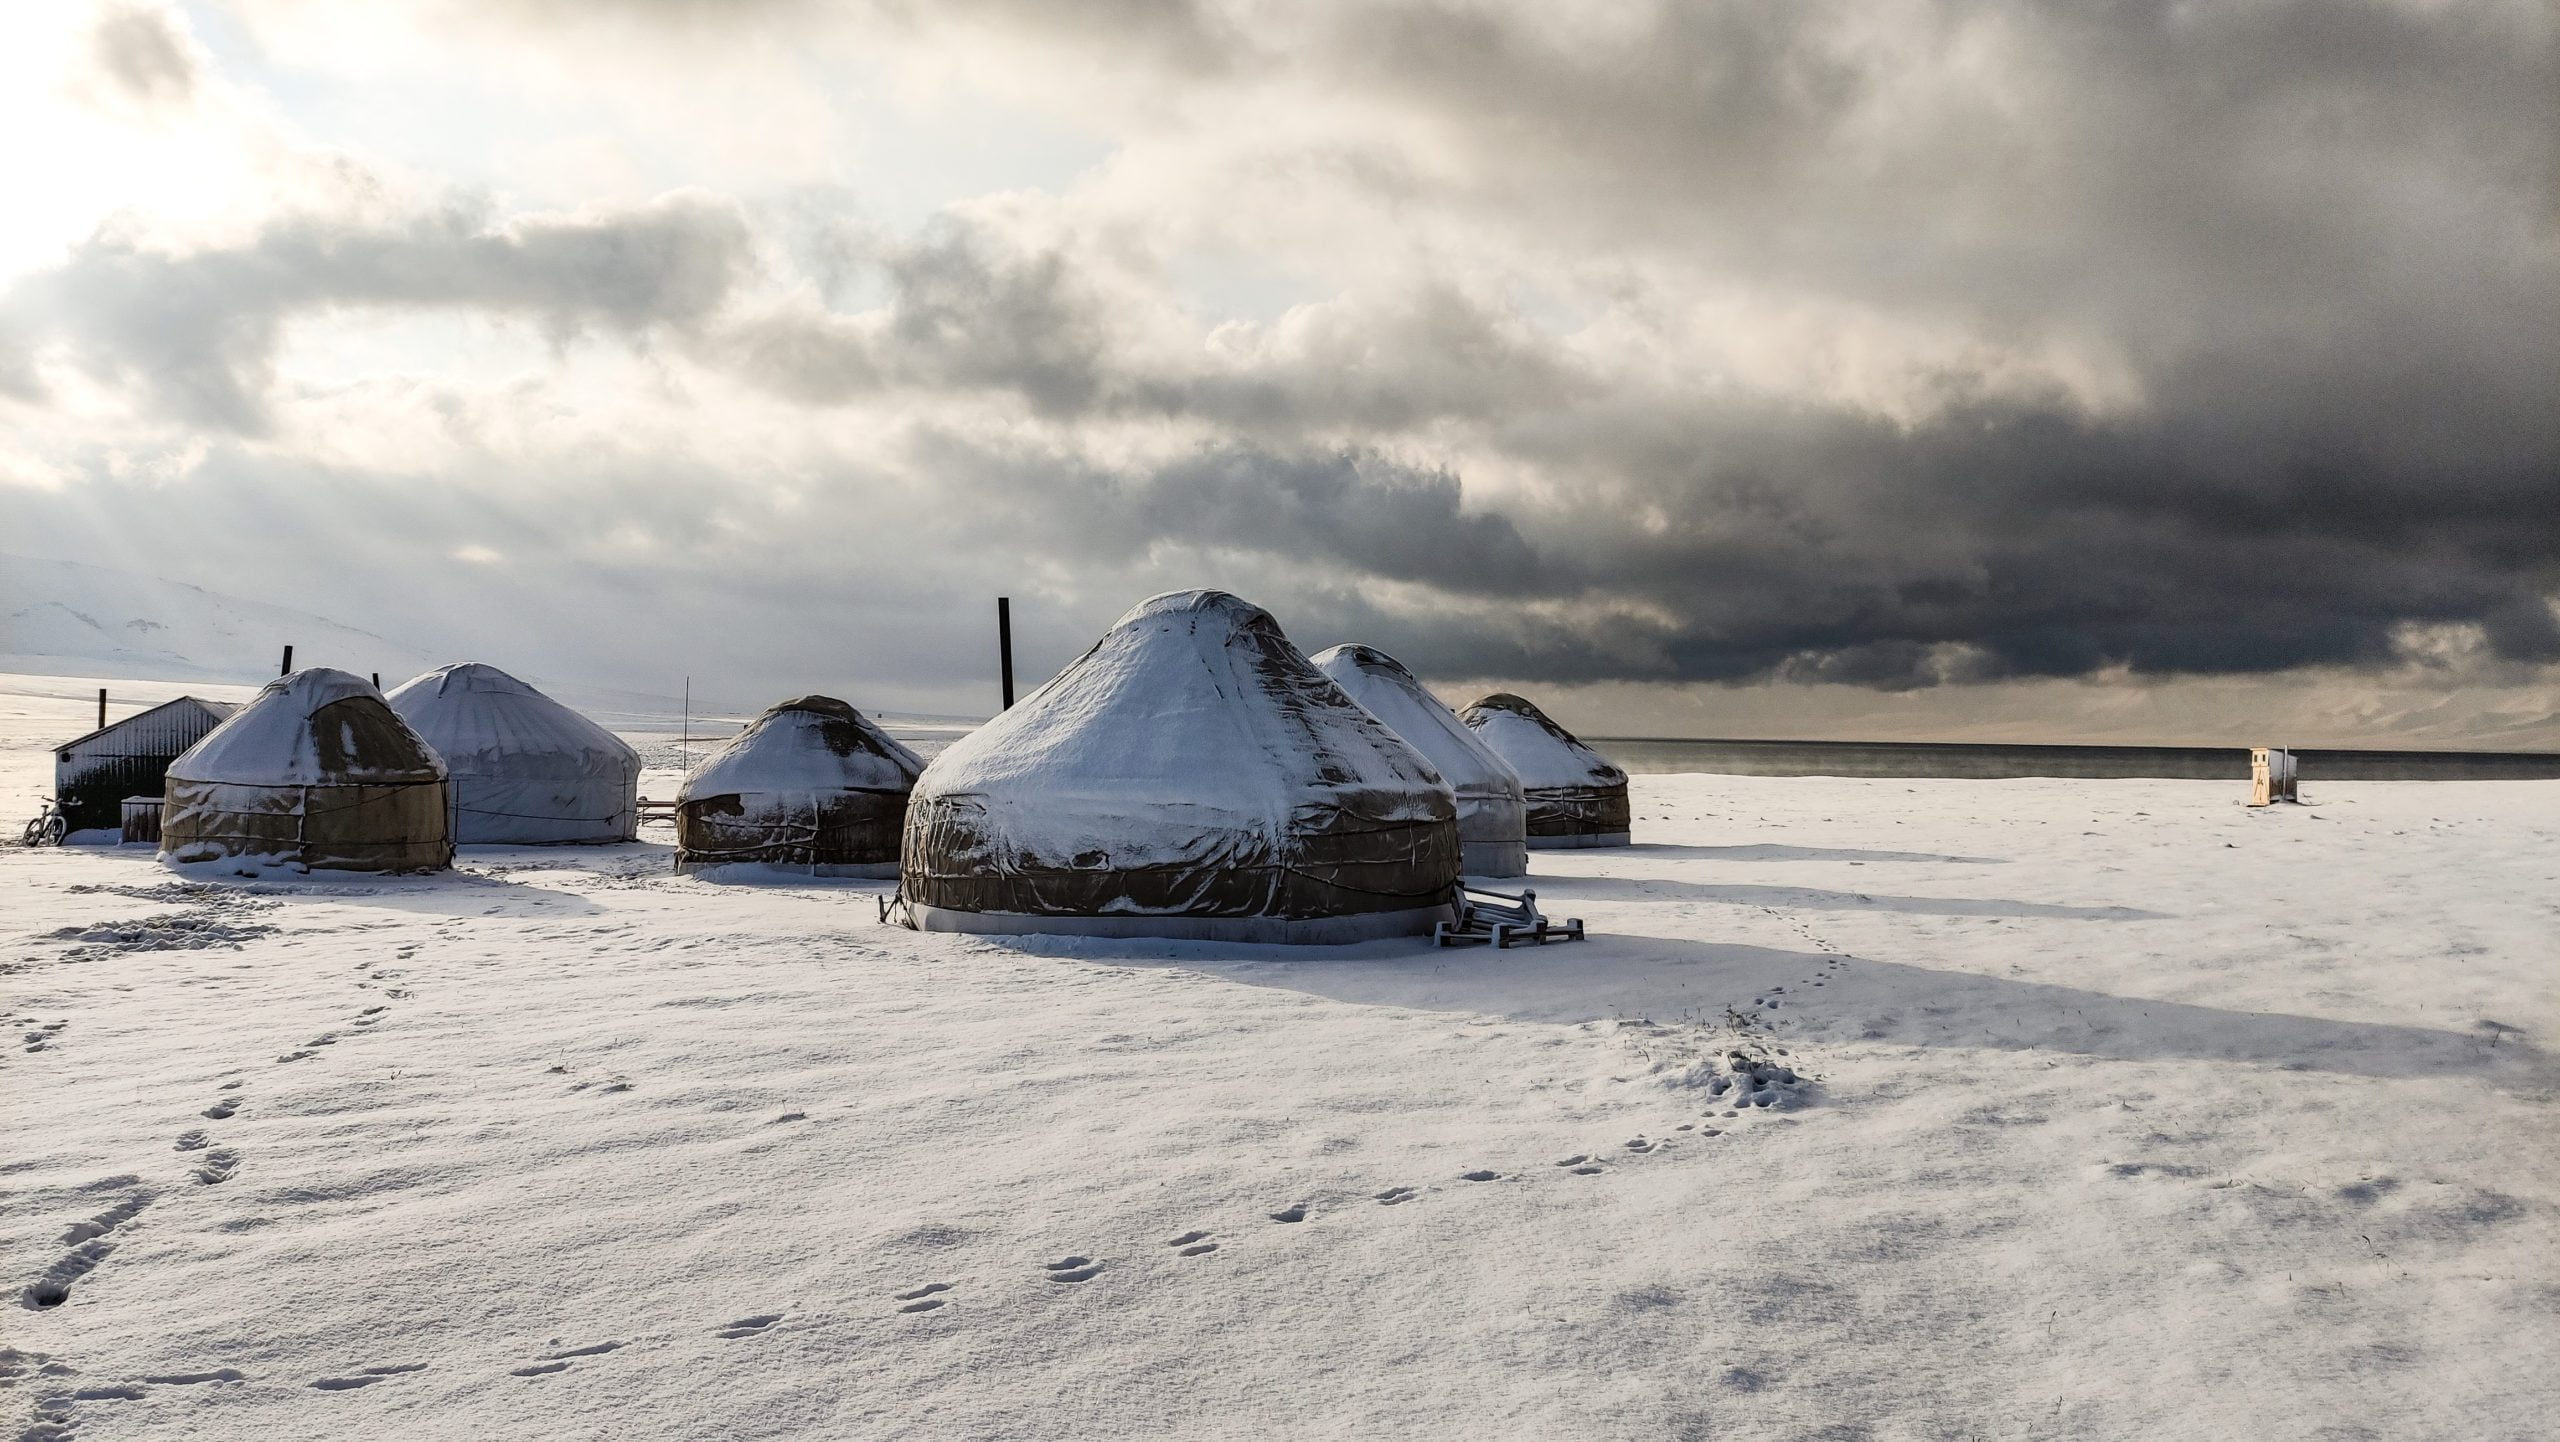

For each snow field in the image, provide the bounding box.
[3,679,2555,1440]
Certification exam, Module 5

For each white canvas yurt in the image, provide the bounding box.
[1311,643,1528,878]
[160,668,452,872]
[1459,693,1631,848]
[385,663,640,845]
[901,590,1461,942]
[675,696,923,876]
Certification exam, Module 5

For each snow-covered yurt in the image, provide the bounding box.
[1459,693,1631,848]
[901,590,1461,942]
[386,663,640,845]
[160,668,452,872]
[1310,643,1528,878]
[674,695,923,876]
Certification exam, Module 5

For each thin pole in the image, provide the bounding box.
[97,688,106,730]
[997,597,1015,711]
[682,676,690,772]
[371,673,380,689]
[280,645,293,676]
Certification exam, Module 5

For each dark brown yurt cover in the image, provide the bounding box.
[901,590,1461,942]
[161,668,452,872]
[1459,693,1631,848]
[675,695,922,877]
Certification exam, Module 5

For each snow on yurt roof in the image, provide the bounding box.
[386,662,637,780]
[1310,644,1520,805]
[169,668,445,787]
[918,591,1450,839]
[680,695,922,800]
[1459,692,1625,791]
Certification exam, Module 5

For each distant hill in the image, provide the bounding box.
[1,554,442,686]
[0,554,984,739]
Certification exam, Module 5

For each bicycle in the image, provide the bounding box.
[20,800,66,848]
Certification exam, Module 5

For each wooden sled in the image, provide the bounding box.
[1434,884,1586,948]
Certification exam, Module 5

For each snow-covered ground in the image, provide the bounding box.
[3,678,2553,1441]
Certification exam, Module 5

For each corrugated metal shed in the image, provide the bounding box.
[55,697,240,833]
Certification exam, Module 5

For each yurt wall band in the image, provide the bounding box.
[1311,643,1529,878]
[1459,693,1632,849]
[901,590,1462,942]
[676,696,922,877]
[386,662,641,845]
[160,669,452,873]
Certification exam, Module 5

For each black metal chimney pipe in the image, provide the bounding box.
[997,597,1016,711]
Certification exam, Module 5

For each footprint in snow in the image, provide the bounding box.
[202,1098,240,1120]
[894,1283,951,1313]
[1374,1186,1418,1206]
[1043,1257,1102,1283]
[717,1313,783,1338]
[274,1050,315,1064]
[192,1150,241,1185]
[513,1341,620,1376]
[1167,1231,1217,1256]
[174,1129,211,1152]
[1624,1137,1664,1154]
[1268,1205,1307,1223]
[1459,1170,1499,1182]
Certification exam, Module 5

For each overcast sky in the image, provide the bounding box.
[2,1,2554,742]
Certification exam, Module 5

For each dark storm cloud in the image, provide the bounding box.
[19,0,2558,693]
[0,194,749,433]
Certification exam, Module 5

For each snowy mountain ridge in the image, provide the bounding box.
[1,553,438,686]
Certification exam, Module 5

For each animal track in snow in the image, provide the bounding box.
[202,1098,240,1120]
[1268,1204,1307,1223]
[539,1342,624,1360]
[894,1283,952,1313]
[275,1049,315,1064]
[1624,1137,1664,1154]
[23,1191,153,1309]
[192,1150,241,1185]
[717,1313,783,1338]
[511,1362,570,1377]
[1167,1231,1218,1256]
[1043,1257,1102,1283]
[140,1369,244,1385]
[311,1375,385,1390]
[1374,1186,1418,1206]
[1460,1170,1499,1182]
[174,1130,210,1152]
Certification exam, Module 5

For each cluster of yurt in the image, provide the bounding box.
[123,589,1629,944]
[156,663,645,873]
[902,591,1462,941]
[895,589,1628,941]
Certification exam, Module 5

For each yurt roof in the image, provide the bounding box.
[385,662,637,778]
[681,695,922,799]
[169,668,446,786]
[1460,692,1626,791]
[1309,644,1519,803]
[916,590,1450,841]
